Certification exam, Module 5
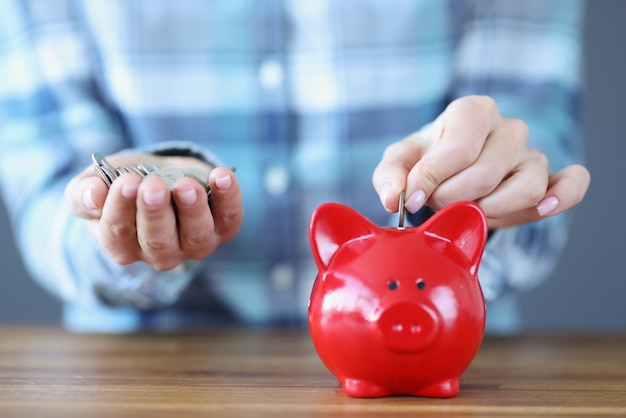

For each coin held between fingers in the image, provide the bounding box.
[398,191,406,228]
[90,153,236,205]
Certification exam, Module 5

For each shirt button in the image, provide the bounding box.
[258,59,284,89]
[270,264,295,290]
[264,165,290,196]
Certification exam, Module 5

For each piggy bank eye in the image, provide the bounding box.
[387,280,400,290]
[416,279,426,290]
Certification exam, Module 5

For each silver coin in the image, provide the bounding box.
[183,167,210,192]
[137,163,159,176]
[92,153,116,186]
[146,166,186,189]
[184,167,208,181]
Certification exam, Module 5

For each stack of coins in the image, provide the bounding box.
[91,153,212,201]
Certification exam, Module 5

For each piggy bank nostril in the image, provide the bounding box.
[390,323,422,334]
[377,303,440,352]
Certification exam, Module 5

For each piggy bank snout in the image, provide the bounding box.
[377,302,440,353]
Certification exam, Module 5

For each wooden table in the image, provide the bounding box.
[1,327,625,417]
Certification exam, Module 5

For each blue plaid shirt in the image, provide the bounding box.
[0,0,584,332]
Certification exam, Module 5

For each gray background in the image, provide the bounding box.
[1,1,624,331]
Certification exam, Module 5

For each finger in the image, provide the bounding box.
[405,95,500,213]
[98,173,143,264]
[65,153,153,219]
[172,177,216,260]
[477,149,549,221]
[429,118,528,209]
[372,128,434,212]
[65,175,110,219]
[372,144,414,212]
[483,164,590,229]
[135,176,182,270]
[536,164,591,217]
[208,167,243,243]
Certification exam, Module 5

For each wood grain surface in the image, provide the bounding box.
[1,327,625,417]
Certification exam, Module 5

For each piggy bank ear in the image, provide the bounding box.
[309,203,376,268]
[421,201,488,275]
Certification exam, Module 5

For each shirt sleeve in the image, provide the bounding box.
[0,2,205,310]
[452,0,586,300]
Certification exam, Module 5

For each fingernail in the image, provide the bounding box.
[177,187,197,206]
[215,173,232,191]
[537,196,559,216]
[379,182,392,210]
[143,189,166,207]
[82,186,97,210]
[405,190,426,214]
[121,183,138,199]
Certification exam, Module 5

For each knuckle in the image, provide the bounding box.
[507,118,530,142]
[521,179,546,205]
[183,229,212,251]
[470,166,501,196]
[525,148,549,170]
[101,223,139,265]
[109,222,137,240]
[457,142,481,164]
[141,236,173,253]
[216,212,244,242]
[536,151,549,169]
[217,208,244,229]
[414,158,445,190]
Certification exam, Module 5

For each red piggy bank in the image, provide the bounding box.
[308,201,488,398]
